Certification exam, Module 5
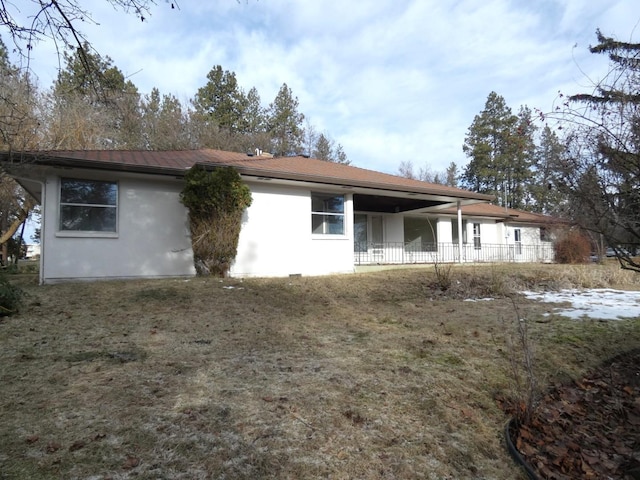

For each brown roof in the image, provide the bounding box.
[2,149,494,202]
[440,202,560,225]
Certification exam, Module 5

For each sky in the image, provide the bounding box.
[12,0,640,176]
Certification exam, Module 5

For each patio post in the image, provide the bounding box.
[457,201,463,264]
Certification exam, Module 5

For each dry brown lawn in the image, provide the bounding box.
[1,263,639,479]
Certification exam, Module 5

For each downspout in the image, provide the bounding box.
[457,201,463,264]
[38,179,45,285]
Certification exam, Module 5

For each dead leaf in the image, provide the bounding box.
[46,441,61,453]
[122,456,140,469]
[69,440,86,451]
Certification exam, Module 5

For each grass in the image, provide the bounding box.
[1,263,639,479]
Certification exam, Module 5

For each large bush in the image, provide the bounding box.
[554,230,591,264]
[180,165,252,277]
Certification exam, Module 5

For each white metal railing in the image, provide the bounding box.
[353,242,555,265]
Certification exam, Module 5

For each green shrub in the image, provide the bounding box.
[0,272,24,316]
[554,230,591,264]
[180,165,252,277]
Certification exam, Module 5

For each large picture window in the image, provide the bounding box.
[311,193,344,235]
[59,178,118,232]
[404,217,437,252]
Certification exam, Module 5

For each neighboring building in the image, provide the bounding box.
[25,244,41,259]
[1,149,558,284]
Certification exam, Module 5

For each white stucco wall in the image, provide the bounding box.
[36,166,555,282]
[230,182,354,277]
[436,217,454,243]
[41,170,195,283]
[510,224,547,246]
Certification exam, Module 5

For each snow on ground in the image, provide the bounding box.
[521,289,640,320]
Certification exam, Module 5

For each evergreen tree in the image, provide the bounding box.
[243,87,266,135]
[462,92,535,209]
[444,162,459,187]
[140,88,190,150]
[311,132,350,164]
[530,125,565,214]
[49,45,142,148]
[314,133,332,160]
[267,83,305,156]
[192,65,248,133]
[508,106,537,209]
[333,143,350,165]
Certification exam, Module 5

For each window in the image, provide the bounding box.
[59,178,118,232]
[311,193,344,235]
[514,228,522,255]
[540,227,550,242]
[473,222,481,250]
[404,217,437,252]
[452,219,468,244]
[354,214,368,252]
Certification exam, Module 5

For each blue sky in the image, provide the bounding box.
[17,0,640,175]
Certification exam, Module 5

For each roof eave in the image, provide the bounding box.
[0,152,494,203]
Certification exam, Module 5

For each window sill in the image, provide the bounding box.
[56,231,119,239]
[311,234,348,240]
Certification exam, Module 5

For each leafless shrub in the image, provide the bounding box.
[502,297,538,425]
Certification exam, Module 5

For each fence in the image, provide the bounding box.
[353,242,555,265]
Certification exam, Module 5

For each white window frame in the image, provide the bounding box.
[473,222,481,250]
[514,228,522,255]
[311,192,345,236]
[57,178,119,237]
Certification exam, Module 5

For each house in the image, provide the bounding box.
[0,149,558,283]
[25,244,41,259]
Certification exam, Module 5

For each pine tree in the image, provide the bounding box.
[444,162,459,187]
[267,83,305,156]
[140,88,190,150]
[192,65,248,133]
[313,133,332,161]
[530,125,565,214]
[49,45,142,149]
[462,92,535,208]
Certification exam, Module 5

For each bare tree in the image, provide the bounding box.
[397,160,445,184]
[546,30,640,272]
[1,1,175,63]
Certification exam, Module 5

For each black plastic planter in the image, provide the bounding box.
[505,419,540,480]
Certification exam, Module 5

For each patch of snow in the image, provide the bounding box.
[521,289,640,320]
